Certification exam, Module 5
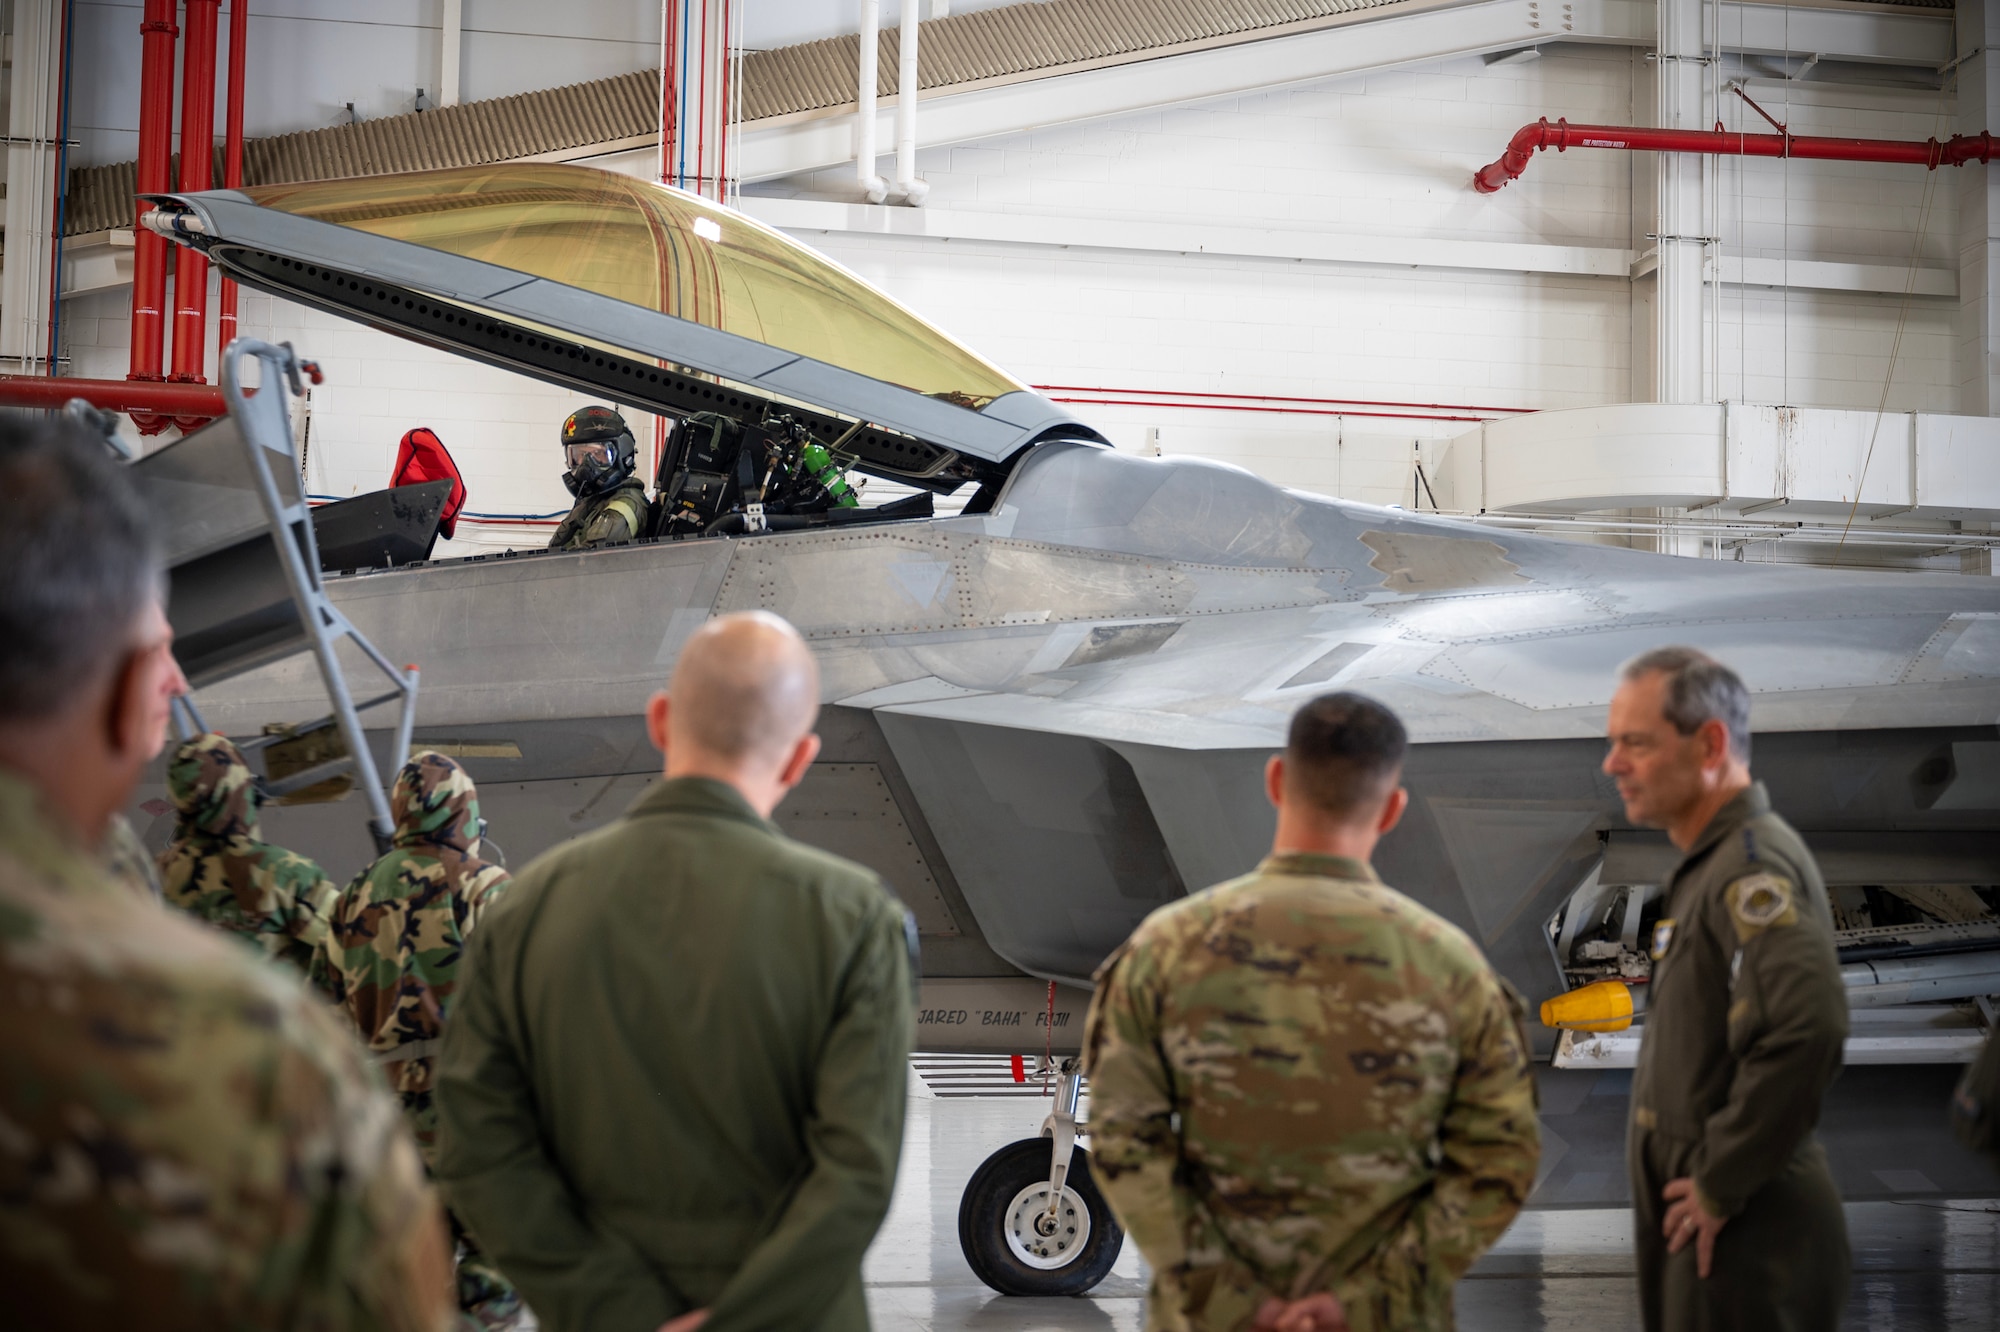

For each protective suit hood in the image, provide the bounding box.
[167,733,262,842]
[391,751,483,854]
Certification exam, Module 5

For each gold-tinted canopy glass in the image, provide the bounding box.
[241,164,1023,410]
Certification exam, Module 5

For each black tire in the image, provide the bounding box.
[957,1136,1125,1296]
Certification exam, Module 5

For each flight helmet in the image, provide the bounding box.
[560,405,637,497]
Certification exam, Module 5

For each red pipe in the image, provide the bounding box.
[0,373,224,417]
[717,0,731,201]
[170,0,220,391]
[1475,117,2000,193]
[1044,395,1495,424]
[1033,384,1530,416]
[696,0,709,196]
[216,0,246,354]
[127,0,177,398]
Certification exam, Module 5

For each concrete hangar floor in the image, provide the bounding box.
[861,1060,2000,1332]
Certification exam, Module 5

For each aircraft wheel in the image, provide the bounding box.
[957,1136,1124,1296]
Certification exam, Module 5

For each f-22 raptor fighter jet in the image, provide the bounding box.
[137,163,2000,1295]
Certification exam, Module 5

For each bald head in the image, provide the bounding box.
[666,612,820,768]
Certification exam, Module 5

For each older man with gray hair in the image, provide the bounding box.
[436,610,917,1332]
[0,412,451,1327]
[1604,646,1849,1332]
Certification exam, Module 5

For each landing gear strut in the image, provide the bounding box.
[957,1058,1125,1296]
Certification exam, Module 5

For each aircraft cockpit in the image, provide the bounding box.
[140,162,1102,541]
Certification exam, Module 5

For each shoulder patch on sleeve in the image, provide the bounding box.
[1725,871,1798,937]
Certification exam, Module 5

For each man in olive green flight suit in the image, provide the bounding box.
[1087,692,1539,1332]
[547,404,651,550]
[1952,1035,2000,1161]
[1607,646,1849,1332]
[436,611,916,1332]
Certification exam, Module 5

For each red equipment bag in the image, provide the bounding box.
[391,427,467,539]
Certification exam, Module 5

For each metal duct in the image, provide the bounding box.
[1844,950,2000,1008]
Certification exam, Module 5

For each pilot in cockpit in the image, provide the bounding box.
[548,405,651,551]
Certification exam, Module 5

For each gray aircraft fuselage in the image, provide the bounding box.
[143,437,2000,1055]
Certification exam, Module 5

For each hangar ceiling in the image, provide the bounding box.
[61,0,1955,236]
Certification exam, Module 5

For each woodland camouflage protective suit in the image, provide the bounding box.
[158,732,338,982]
[0,766,454,1331]
[1085,852,1540,1332]
[317,751,520,1329]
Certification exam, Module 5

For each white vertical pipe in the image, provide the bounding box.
[440,0,463,107]
[895,0,927,204]
[1654,0,1705,403]
[1,0,57,368]
[856,0,887,202]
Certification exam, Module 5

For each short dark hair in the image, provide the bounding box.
[1620,646,1752,762]
[1284,692,1408,817]
[0,412,163,721]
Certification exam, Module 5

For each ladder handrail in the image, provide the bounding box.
[218,338,419,853]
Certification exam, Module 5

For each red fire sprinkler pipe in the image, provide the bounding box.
[170,0,220,392]
[216,0,246,353]
[1474,117,2000,193]
[127,0,177,399]
[0,373,225,418]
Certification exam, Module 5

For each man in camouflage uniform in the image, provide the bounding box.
[1606,647,1849,1331]
[101,809,163,900]
[0,411,453,1328]
[319,751,522,1329]
[548,405,650,550]
[159,730,339,981]
[1085,692,1539,1332]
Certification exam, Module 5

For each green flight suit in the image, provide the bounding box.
[547,477,649,550]
[1628,782,1850,1332]
[1952,1027,2000,1160]
[434,776,917,1332]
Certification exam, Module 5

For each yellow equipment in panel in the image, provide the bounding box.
[1540,979,1635,1032]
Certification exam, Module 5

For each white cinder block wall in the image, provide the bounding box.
[60,42,1966,539]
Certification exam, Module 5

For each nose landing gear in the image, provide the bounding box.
[956,1059,1125,1296]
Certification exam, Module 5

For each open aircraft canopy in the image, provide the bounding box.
[146,164,1097,484]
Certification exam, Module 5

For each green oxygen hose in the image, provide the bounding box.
[801,441,860,507]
